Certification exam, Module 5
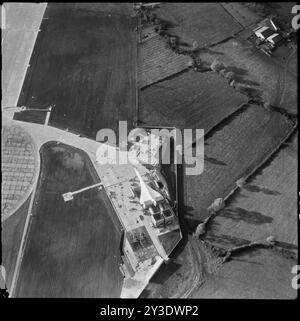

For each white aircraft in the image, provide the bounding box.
[134,167,164,209]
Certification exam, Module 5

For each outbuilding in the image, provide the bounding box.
[266,33,283,47]
[254,26,274,40]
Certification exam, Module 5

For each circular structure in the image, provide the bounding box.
[1,124,39,221]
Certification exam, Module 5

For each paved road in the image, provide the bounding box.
[2,3,47,109]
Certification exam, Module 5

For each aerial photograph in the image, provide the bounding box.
[1,2,298,303]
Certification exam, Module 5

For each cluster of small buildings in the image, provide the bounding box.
[253,19,284,55]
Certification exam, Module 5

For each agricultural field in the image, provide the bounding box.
[138,35,191,88]
[244,2,297,23]
[197,38,298,114]
[139,69,247,131]
[15,3,137,137]
[2,195,31,292]
[191,247,297,299]
[206,131,298,250]
[220,3,260,27]
[154,3,242,47]
[14,142,123,298]
[72,3,134,15]
[183,104,295,229]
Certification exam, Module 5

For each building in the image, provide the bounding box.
[96,130,182,298]
[253,25,283,50]
[254,26,275,40]
[266,33,283,47]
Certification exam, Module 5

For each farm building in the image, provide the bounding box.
[266,33,283,47]
[254,26,275,40]
[253,25,283,48]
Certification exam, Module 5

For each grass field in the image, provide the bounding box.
[197,38,297,114]
[154,3,242,47]
[139,69,247,131]
[72,3,134,15]
[138,35,191,88]
[206,131,298,250]
[2,194,31,292]
[191,247,297,299]
[14,142,122,298]
[220,3,260,27]
[183,104,295,229]
[15,3,137,137]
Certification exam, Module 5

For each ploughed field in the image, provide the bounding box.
[139,69,247,131]
[14,142,123,298]
[138,35,191,88]
[15,3,137,137]
[153,3,242,47]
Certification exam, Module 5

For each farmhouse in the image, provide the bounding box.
[254,26,275,40]
[253,25,283,49]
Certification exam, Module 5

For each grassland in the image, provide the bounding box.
[154,3,242,47]
[183,104,295,229]
[139,69,247,131]
[138,35,191,88]
[14,142,122,298]
[206,131,298,250]
[72,3,134,15]
[15,3,137,137]
[197,38,297,114]
[220,3,260,27]
[191,247,297,299]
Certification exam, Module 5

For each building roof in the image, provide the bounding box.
[266,33,282,44]
[134,167,164,208]
[254,26,274,39]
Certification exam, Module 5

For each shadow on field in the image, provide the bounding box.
[194,47,225,56]
[205,233,251,248]
[224,66,260,87]
[224,66,248,76]
[229,257,264,266]
[218,207,274,225]
[275,241,298,251]
[204,155,227,166]
[243,184,281,196]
